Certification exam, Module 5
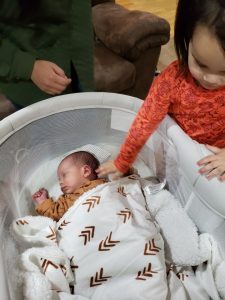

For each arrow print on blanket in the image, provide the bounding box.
[90,267,112,287]
[46,226,57,241]
[136,263,158,280]
[128,174,139,180]
[41,258,59,274]
[176,272,189,281]
[117,186,128,197]
[70,256,79,273]
[79,226,95,245]
[117,208,132,223]
[16,219,29,225]
[82,196,101,212]
[59,264,68,277]
[98,231,120,251]
[70,285,75,295]
[144,239,161,255]
[58,220,71,230]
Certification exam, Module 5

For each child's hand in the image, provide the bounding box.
[32,188,49,205]
[31,60,71,95]
[96,160,124,180]
[197,145,225,181]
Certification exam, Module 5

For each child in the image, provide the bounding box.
[96,0,225,182]
[32,151,106,221]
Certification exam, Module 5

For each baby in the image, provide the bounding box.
[32,151,106,221]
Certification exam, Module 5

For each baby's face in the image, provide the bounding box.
[57,158,87,194]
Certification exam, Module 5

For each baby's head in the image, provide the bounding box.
[57,151,100,194]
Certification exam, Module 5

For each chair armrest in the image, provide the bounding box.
[92,3,170,61]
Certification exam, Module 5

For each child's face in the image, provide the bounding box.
[188,25,225,90]
[57,158,89,194]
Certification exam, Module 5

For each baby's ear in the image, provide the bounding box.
[82,165,92,178]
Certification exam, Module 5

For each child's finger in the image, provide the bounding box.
[95,167,101,174]
[199,160,219,174]
[197,154,217,166]
[96,163,114,175]
[96,167,106,175]
[205,168,220,180]
[112,172,123,180]
[220,173,225,181]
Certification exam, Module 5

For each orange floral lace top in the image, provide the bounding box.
[115,60,225,173]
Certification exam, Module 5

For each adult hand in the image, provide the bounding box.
[96,160,124,180]
[197,145,225,181]
[31,60,71,95]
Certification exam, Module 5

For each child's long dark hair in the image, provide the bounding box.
[174,0,225,69]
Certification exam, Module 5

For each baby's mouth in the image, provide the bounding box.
[61,186,68,193]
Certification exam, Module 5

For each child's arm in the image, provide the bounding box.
[97,95,170,178]
[198,145,225,181]
[97,62,177,178]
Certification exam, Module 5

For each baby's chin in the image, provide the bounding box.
[61,186,81,194]
[61,187,72,194]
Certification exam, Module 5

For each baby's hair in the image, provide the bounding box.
[63,151,100,180]
[175,0,225,69]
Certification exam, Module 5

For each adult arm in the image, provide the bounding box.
[0,30,36,81]
[0,23,71,94]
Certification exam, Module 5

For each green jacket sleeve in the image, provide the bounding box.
[0,24,36,82]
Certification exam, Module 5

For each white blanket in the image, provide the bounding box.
[11,177,225,300]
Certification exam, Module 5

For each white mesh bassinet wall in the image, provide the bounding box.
[0,92,225,299]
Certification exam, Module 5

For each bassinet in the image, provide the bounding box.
[0,92,224,300]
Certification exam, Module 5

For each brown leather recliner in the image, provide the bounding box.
[92,0,170,99]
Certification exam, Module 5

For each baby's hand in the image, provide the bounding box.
[197,145,225,181]
[32,188,49,205]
